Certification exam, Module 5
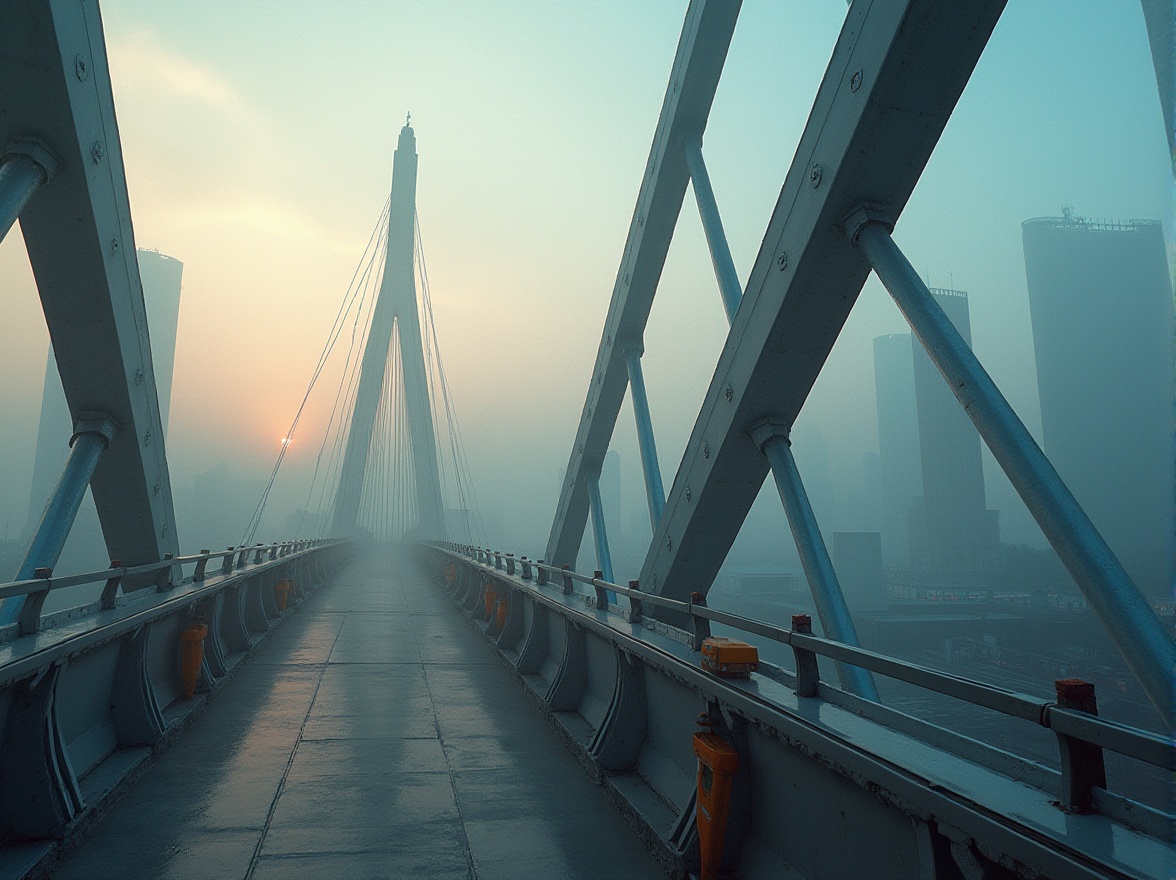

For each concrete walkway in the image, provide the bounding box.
[53,549,665,879]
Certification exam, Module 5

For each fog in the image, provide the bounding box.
[0,0,1170,707]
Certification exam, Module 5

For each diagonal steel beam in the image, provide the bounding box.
[642,0,1007,602]
[0,0,179,577]
[544,0,743,569]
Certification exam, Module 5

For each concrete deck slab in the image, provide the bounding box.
[52,548,666,880]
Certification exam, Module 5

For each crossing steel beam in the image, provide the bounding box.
[545,0,742,568]
[0,1,179,577]
[640,0,1007,603]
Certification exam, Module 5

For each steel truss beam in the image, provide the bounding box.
[640,0,1006,605]
[0,1,179,576]
[545,0,742,568]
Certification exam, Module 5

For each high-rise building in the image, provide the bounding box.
[24,250,183,577]
[1022,214,1174,595]
[872,333,921,568]
[911,289,999,580]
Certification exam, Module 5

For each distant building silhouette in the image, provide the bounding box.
[872,333,921,568]
[25,250,183,578]
[1022,214,1174,595]
[911,289,999,581]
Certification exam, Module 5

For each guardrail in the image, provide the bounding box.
[431,541,1173,814]
[0,536,351,862]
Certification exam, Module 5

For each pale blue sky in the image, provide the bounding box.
[0,1,1168,554]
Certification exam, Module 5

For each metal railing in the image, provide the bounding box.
[431,541,1175,814]
[0,539,332,640]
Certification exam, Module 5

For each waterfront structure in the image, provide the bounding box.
[1022,214,1174,595]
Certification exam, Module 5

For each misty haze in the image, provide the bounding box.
[0,2,1171,879]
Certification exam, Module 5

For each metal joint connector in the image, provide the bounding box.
[1,137,60,183]
[841,204,893,248]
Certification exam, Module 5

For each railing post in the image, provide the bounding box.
[506,554,516,576]
[1053,679,1107,813]
[627,580,643,624]
[536,560,548,587]
[791,615,820,698]
[222,547,235,574]
[494,551,503,571]
[689,591,711,651]
[155,552,175,592]
[193,550,210,583]
[521,557,532,580]
[17,567,53,635]
[99,559,124,610]
[561,564,573,596]
[237,547,250,569]
[593,570,608,611]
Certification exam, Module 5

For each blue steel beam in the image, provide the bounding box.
[624,347,665,531]
[0,1,180,576]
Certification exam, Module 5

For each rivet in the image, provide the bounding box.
[110,237,120,255]
[153,482,161,496]
[777,251,789,272]
[850,69,863,92]
[809,163,822,188]
[724,384,733,402]
[91,141,105,164]
[135,368,144,385]
[666,536,672,551]
[75,55,88,82]
[685,486,692,502]
[703,442,710,459]
[144,430,152,445]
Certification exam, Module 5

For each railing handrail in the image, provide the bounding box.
[0,539,333,602]
[432,541,1174,773]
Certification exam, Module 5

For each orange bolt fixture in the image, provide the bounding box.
[180,624,208,699]
[693,730,739,880]
[274,579,291,612]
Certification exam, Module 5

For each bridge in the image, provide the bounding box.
[0,1,1171,878]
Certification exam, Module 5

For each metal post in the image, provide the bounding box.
[625,347,666,530]
[586,471,615,585]
[752,421,879,701]
[850,213,1175,722]
[682,137,741,323]
[0,140,56,245]
[0,414,116,626]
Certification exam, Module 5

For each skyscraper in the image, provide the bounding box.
[911,289,998,580]
[1022,214,1173,595]
[24,250,183,575]
[872,333,921,568]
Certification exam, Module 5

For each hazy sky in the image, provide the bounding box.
[0,2,1168,560]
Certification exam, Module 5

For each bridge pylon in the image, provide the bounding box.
[331,121,445,540]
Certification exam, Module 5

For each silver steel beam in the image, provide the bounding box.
[851,216,1175,721]
[682,137,741,322]
[0,1,180,575]
[544,0,743,568]
[640,0,1007,603]
[624,347,665,530]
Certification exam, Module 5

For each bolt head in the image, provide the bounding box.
[110,237,120,255]
[809,163,822,188]
[685,486,692,501]
[850,69,863,92]
[75,55,88,82]
[724,384,733,402]
[777,251,789,271]
[703,442,710,459]
[90,141,105,164]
